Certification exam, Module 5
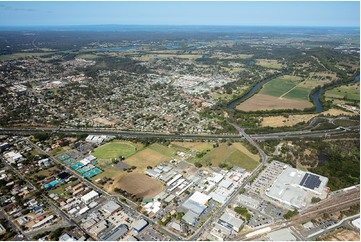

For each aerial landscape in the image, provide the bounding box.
[0,1,359,241]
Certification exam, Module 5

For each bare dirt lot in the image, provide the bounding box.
[116,173,163,199]
[236,94,312,111]
[322,228,360,241]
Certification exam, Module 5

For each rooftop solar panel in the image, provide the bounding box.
[299,173,321,190]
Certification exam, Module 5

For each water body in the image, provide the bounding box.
[96,46,138,51]
[311,88,324,113]
[227,79,270,109]
[249,60,255,65]
[353,74,360,82]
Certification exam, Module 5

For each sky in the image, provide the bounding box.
[0,1,359,27]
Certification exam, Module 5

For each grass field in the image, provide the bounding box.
[116,173,164,199]
[283,87,310,100]
[92,140,139,159]
[191,143,260,172]
[171,142,214,152]
[255,59,285,69]
[211,86,250,101]
[236,93,313,111]
[137,53,202,61]
[325,83,360,101]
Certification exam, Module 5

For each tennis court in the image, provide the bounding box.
[83,168,102,179]
[77,164,95,174]
[57,154,70,161]
[71,163,84,170]
[44,180,59,189]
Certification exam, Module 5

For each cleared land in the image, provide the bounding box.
[236,93,313,111]
[123,143,175,172]
[321,228,360,241]
[192,143,260,171]
[255,59,285,69]
[116,173,164,199]
[92,140,138,159]
[261,108,356,127]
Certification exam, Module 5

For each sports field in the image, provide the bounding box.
[192,143,260,172]
[116,173,164,199]
[92,140,139,159]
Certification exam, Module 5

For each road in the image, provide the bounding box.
[0,124,358,142]
[187,123,269,240]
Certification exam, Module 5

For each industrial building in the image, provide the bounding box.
[266,166,328,209]
[182,191,211,215]
[218,212,244,232]
[132,219,148,233]
[267,228,297,241]
[145,169,161,178]
[100,224,129,241]
[101,200,121,215]
[182,210,199,226]
[81,190,99,204]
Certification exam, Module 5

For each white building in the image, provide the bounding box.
[81,190,99,204]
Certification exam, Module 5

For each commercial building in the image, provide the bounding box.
[266,166,328,209]
[0,224,6,235]
[238,194,261,209]
[81,190,99,204]
[218,212,244,232]
[145,169,161,178]
[4,151,23,164]
[132,219,148,233]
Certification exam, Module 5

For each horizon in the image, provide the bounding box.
[0,1,359,27]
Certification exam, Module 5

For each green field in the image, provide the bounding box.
[260,75,302,97]
[191,143,260,172]
[92,141,137,159]
[325,83,360,101]
[284,87,310,100]
[0,52,50,61]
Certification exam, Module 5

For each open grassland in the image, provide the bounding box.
[261,108,357,127]
[325,83,360,101]
[76,53,98,59]
[171,142,214,152]
[283,87,310,100]
[92,140,140,159]
[116,173,164,199]
[236,93,312,111]
[192,143,260,172]
[0,52,51,61]
[255,59,285,69]
[123,143,175,172]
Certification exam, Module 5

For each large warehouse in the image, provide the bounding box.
[266,166,328,209]
[182,191,211,215]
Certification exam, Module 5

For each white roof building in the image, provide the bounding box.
[81,190,99,204]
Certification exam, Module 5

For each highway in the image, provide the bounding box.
[0,124,358,142]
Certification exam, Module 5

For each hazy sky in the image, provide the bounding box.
[0,1,359,27]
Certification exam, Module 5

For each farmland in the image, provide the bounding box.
[236,93,313,111]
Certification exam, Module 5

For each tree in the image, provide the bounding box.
[194,162,202,168]
[311,197,321,204]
